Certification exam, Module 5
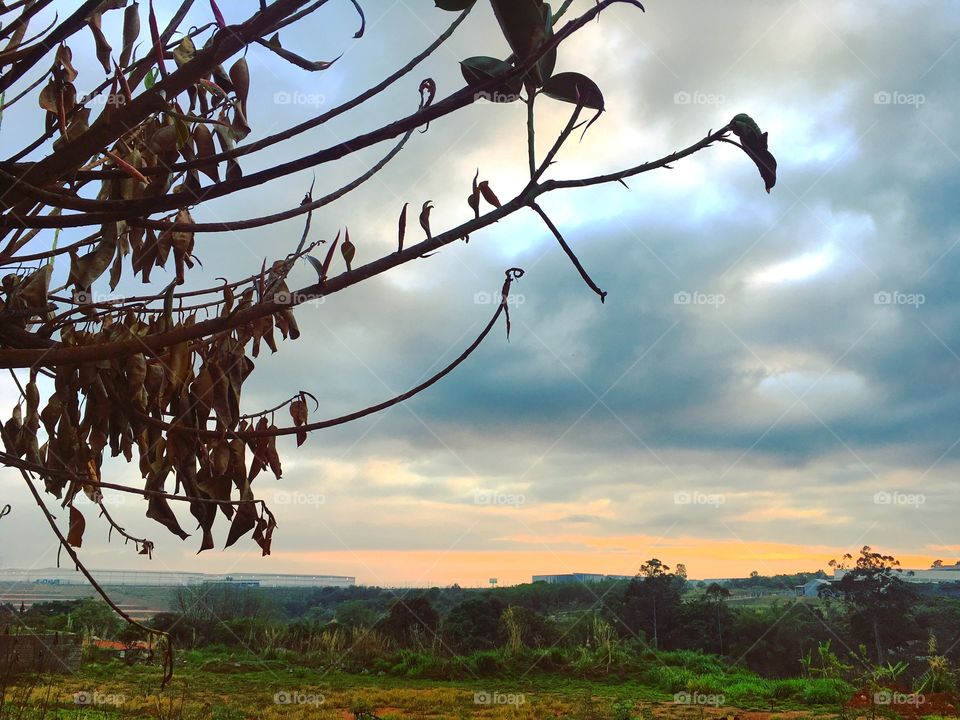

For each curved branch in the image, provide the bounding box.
[0,122,730,368]
[135,125,415,233]
[19,468,174,687]
[0,0,102,94]
[1,0,634,228]
[531,202,606,302]
[90,4,475,182]
[10,0,312,188]
[98,501,154,557]
[122,269,522,440]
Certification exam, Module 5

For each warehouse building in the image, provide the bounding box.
[532,573,633,584]
[0,568,354,588]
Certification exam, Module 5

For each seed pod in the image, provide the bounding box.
[120,2,141,68]
[229,57,249,117]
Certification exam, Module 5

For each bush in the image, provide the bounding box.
[387,650,464,680]
[642,665,695,693]
[799,678,853,705]
[656,650,726,675]
[686,673,726,695]
[770,678,807,700]
[724,679,772,704]
[465,650,504,676]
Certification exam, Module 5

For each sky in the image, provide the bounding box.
[1,0,959,587]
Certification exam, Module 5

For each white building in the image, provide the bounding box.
[532,573,633,584]
[0,568,354,588]
[794,579,833,597]
[832,564,960,584]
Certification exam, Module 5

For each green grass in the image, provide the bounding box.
[0,648,858,720]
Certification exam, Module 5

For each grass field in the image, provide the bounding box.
[1,653,856,720]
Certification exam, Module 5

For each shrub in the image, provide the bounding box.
[656,650,726,675]
[770,678,808,700]
[724,679,771,704]
[642,665,695,693]
[800,678,853,705]
[465,650,504,676]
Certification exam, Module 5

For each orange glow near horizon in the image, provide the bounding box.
[258,539,947,587]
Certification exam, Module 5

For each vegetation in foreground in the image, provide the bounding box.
[3,550,958,718]
[3,647,856,720]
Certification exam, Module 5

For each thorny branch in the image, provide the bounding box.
[0,0,776,681]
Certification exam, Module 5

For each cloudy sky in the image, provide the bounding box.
[2,0,959,587]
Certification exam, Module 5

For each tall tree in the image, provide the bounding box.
[704,582,730,655]
[827,546,917,663]
[616,558,685,649]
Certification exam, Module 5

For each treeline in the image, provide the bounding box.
[6,550,960,690]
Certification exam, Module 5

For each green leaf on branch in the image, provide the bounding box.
[731,113,777,193]
[542,72,605,110]
[490,0,549,86]
[435,0,476,9]
[460,56,523,101]
[539,3,557,83]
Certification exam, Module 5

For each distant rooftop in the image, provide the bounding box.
[0,568,355,588]
[532,573,633,585]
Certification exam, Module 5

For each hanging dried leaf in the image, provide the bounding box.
[56,44,78,82]
[225,501,257,548]
[209,0,227,29]
[478,180,502,208]
[192,123,220,182]
[398,203,408,252]
[69,227,118,289]
[289,396,308,447]
[120,2,141,68]
[67,506,86,547]
[17,264,52,313]
[146,492,190,540]
[341,228,355,271]
[87,15,113,74]
[420,201,434,239]
[168,209,196,284]
[229,57,249,118]
[147,0,167,79]
[172,36,196,68]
